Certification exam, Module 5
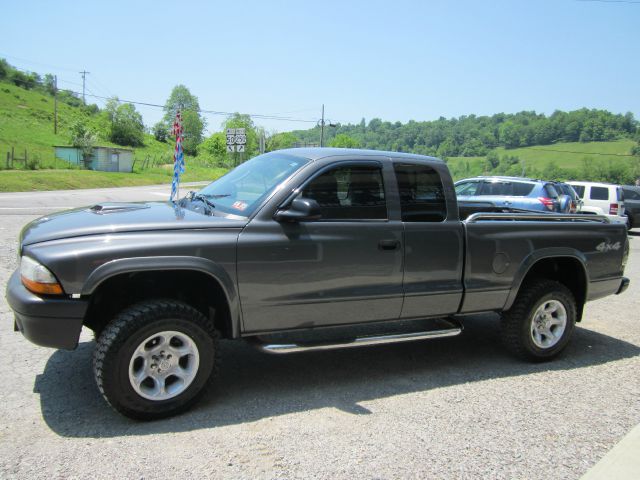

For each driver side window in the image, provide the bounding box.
[301,165,387,220]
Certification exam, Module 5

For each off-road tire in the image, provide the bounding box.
[93,299,220,420]
[501,280,576,362]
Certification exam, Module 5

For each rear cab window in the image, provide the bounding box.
[394,163,446,222]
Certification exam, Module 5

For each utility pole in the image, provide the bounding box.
[320,104,325,147]
[317,104,336,147]
[53,75,58,134]
[79,70,90,104]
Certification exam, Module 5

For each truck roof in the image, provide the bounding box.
[276,147,443,163]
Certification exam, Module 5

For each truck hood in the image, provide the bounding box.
[20,202,247,246]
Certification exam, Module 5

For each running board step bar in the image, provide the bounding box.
[255,324,462,354]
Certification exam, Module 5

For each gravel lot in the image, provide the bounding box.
[0,188,639,479]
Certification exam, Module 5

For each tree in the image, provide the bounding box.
[0,58,10,80]
[104,98,145,147]
[436,137,458,157]
[163,85,205,155]
[152,122,168,142]
[498,121,522,148]
[198,132,227,157]
[267,132,297,151]
[329,134,359,148]
[180,110,204,155]
[10,70,37,89]
[42,74,56,95]
[69,120,97,164]
[486,151,500,169]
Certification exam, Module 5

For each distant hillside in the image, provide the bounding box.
[289,110,638,158]
[446,139,638,182]
[287,110,639,183]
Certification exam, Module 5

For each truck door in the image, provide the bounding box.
[393,161,464,318]
[237,160,404,333]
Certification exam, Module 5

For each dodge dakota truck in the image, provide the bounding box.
[6,148,630,420]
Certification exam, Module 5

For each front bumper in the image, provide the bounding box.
[6,271,88,350]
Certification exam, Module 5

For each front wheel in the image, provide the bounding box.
[93,300,219,420]
[501,280,577,362]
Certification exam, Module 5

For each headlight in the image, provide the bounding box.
[20,256,64,295]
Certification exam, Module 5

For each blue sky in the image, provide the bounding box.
[2,0,639,133]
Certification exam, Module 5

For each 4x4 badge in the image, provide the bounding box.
[596,241,621,252]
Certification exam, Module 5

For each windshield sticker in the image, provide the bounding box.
[231,201,248,211]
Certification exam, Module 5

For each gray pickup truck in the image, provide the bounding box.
[6,148,630,420]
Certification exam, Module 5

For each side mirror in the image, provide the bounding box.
[274,197,322,222]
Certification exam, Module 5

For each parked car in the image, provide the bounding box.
[6,149,630,420]
[455,176,570,213]
[567,181,626,225]
[621,185,640,230]
[554,182,582,213]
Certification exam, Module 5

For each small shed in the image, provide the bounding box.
[54,146,134,173]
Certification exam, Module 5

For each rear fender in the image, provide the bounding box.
[504,248,589,312]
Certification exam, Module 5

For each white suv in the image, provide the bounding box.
[567,181,626,225]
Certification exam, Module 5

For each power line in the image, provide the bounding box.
[65,90,319,123]
[1,53,322,123]
[527,146,637,157]
[576,0,640,4]
[0,52,79,73]
[57,79,84,88]
[88,74,115,98]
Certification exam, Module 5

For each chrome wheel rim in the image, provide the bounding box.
[530,300,567,349]
[128,330,200,401]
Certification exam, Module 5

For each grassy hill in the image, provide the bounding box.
[0,81,227,191]
[447,139,638,181]
[0,81,170,163]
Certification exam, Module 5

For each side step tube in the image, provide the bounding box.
[255,325,462,354]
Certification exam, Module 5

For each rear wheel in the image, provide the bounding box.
[93,300,219,420]
[501,280,576,362]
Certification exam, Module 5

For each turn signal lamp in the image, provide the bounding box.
[20,256,64,295]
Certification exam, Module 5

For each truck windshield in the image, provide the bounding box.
[197,153,310,217]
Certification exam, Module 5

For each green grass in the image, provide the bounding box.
[447,139,638,180]
[494,139,636,169]
[0,165,228,192]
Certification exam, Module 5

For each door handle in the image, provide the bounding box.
[378,239,400,251]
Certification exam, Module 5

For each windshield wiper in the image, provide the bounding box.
[187,192,216,212]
